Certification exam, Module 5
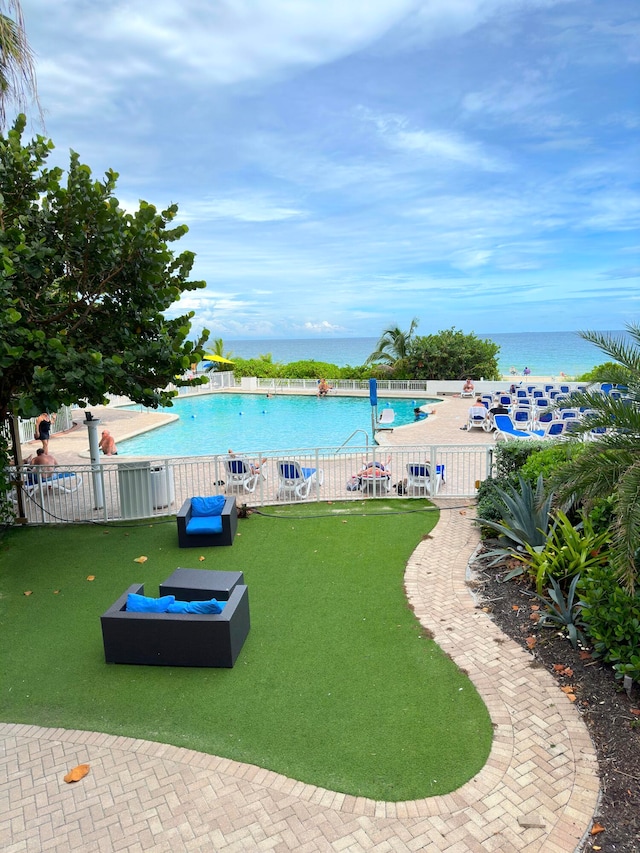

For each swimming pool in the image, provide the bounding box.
[119,394,438,456]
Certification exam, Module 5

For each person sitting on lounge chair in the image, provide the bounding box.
[461,378,474,397]
[228,449,266,475]
[28,447,58,469]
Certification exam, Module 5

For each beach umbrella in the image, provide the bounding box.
[203,354,235,364]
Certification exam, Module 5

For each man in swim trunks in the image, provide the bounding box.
[99,430,118,455]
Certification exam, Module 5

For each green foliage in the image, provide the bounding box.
[279,360,342,379]
[475,475,517,537]
[406,327,500,381]
[536,575,586,649]
[0,115,209,421]
[586,496,616,537]
[366,318,418,368]
[475,474,554,561]
[579,563,640,681]
[577,361,632,384]
[550,323,640,593]
[494,441,542,478]
[519,442,585,486]
[517,510,609,595]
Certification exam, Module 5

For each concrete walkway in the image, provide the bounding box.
[0,503,599,852]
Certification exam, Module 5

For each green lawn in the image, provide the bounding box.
[0,500,492,800]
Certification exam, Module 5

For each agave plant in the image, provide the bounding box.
[475,474,554,574]
[536,574,586,649]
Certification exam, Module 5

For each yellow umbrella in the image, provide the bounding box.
[203,354,235,364]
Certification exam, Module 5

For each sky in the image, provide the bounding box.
[16,0,640,340]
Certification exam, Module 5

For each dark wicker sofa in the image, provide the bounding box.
[176,495,238,547]
[100,582,250,667]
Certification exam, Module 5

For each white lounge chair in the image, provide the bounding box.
[406,463,443,496]
[224,458,260,494]
[276,461,323,500]
[22,470,83,495]
[467,406,487,430]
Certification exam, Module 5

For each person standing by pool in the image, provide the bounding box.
[34,412,53,454]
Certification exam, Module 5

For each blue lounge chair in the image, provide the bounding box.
[493,414,540,441]
[277,461,323,500]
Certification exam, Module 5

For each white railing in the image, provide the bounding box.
[8,443,494,525]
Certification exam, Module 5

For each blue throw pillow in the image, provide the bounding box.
[167,598,225,614]
[191,495,226,517]
[126,593,175,613]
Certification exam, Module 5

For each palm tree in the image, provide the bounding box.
[366,318,419,367]
[551,323,640,592]
[203,338,234,372]
[0,2,41,128]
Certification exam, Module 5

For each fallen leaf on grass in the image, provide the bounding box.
[53,590,60,595]
[590,823,605,835]
[23,590,32,596]
[133,556,147,564]
[63,764,90,783]
[86,575,95,581]
[198,556,205,562]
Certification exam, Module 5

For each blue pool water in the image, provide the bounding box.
[120,394,436,456]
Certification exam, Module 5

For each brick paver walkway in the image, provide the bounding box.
[0,502,598,852]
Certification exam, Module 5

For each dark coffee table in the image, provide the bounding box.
[159,568,245,601]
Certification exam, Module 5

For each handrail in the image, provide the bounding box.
[335,429,370,451]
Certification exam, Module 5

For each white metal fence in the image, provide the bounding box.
[9,443,494,525]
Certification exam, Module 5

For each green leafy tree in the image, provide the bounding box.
[406,327,500,380]
[0,2,41,127]
[0,115,209,424]
[366,318,419,372]
[551,324,640,593]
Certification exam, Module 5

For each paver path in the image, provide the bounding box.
[0,502,598,852]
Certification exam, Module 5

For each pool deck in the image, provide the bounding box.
[4,391,600,851]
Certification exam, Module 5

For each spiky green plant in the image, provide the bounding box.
[536,575,586,649]
[550,324,640,593]
[475,474,554,570]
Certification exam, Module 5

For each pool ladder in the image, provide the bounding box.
[335,429,370,451]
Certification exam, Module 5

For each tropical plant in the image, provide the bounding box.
[475,474,554,566]
[203,338,234,371]
[493,441,542,478]
[515,511,609,595]
[0,2,41,127]
[518,442,584,487]
[536,575,586,649]
[366,318,418,369]
[579,562,640,681]
[550,323,640,593]
[405,327,500,381]
[576,361,632,385]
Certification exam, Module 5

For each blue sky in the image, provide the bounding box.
[20,0,640,339]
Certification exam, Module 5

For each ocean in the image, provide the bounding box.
[221,330,625,377]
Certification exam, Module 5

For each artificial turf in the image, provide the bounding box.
[0,499,493,800]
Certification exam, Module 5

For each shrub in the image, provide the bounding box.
[494,442,542,478]
[577,362,632,384]
[519,442,585,486]
[579,563,640,681]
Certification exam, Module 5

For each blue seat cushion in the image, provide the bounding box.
[167,598,226,614]
[186,515,223,535]
[191,495,226,517]
[126,593,175,613]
